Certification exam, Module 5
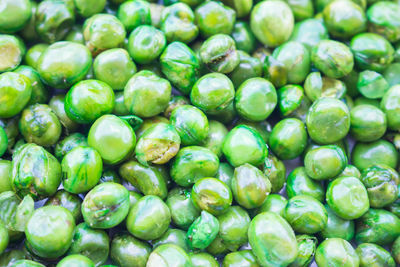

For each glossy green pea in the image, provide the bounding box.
[384,63,400,87]
[110,233,151,267]
[153,228,190,252]
[147,244,192,267]
[127,25,165,64]
[315,238,360,267]
[48,95,79,133]
[356,243,396,267]
[113,91,130,116]
[393,236,400,264]
[289,18,329,50]
[0,35,25,73]
[64,25,84,44]
[284,195,328,234]
[289,235,317,267]
[2,115,24,150]
[231,21,256,54]
[199,34,239,74]
[57,255,95,267]
[88,115,136,165]
[277,85,305,117]
[74,0,105,17]
[206,236,229,256]
[82,182,130,229]
[326,176,369,220]
[262,154,286,193]
[11,143,61,200]
[45,190,82,223]
[187,210,219,250]
[117,0,151,33]
[0,72,31,119]
[321,204,355,241]
[231,164,271,209]
[202,120,228,158]
[222,250,259,267]
[128,191,143,207]
[223,125,267,167]
[54,133,88,161]
[306,97,350,144]
[250,0,294,47]
[351,140,398,170]
[229,51,262,88]
[126,195,171,240]
[208,102,237,125]
[0,221,8,255]
[0,0,32,33]
[249,212,298,266]
[356,208,400,245]
[190,253,219,267]
[234,120,271,143]
[195,1,235,38]
[37,41,92,89]
[83,14,126,55]
[14,66,47,106]
[24,43,48,69]
[269,118,307,160]
[350,33,394,72]
[215,163,234,190]
[262,55,288,88]
[354,96,380,108]
[337,164,361,179]
[357,70,389,99]
[192,177,232,216]
[350,105,387,142]
[170,105,209,146]
[0,127,7,158]
[119,160,168,199]
[25,206,75,259]
[166,187,200,230]
[255,194,288,217]
[0,160,12,193]
[11,260,45,267]
[367,1,400,43]
[286,167,324,202]
[304,72,346,102]
[381,85,400,131]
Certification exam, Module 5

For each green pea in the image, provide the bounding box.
[384,63,400,87]
[110,233,151,267]
[24,43,48,69]
[250,0,294,47]
[11,260,45,267]
[191,253,219,267]
[392,236,400,264]
[326,176,369,220]
[351,139,398,170]
[255,194,288,217]
[222,125,267,167]
[289,19,329,50]
[0,35,25,73]
[315,238,360,267]
[0,72,31,119]
[356,243,396,267]
[0,160,12,193]
[248,212,298,266]
[65,25,84,44]
[289,235,317,267]
[0,127,7,158]
[54,133,88,161]
[0,249,27,266]
[187,211,219,250]
[82,182,130,229]
[231,21,256,54]
[14,66,47,106]
[48,95,78,133]
[117,0,150,33]
[207,236,229,256]
[200,120,228,158]
[45,190,82,223]
[0,221,8,255]
[321,204,355,241]
[0,0,32,33]
[222,250,259,267]
[337,164,361,179]
[356,71,389,100]
[128,191,143,208]
[350,104,387,142]
[304,72,346,102]
[367,1,400,43]
[113,91,130,116]
[147,244,192,267]
[208,101,237,125]
[381,85,400,131]
[286,167,325,202]
[153,228,190,252]
[262,154,285,193]
[195,1,236,38]
[356,209,400,245]
[57,255,95,267]
[136,116,169,139]
[166,187,200,230]
[229,51,263,88]
[215,163,234,190]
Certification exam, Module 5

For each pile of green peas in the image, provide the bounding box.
[1,0,400,266]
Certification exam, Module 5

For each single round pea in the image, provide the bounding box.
[290,235,317,267]
[357,70,389,99]
[187,210,219,250]
[315,238,360,267]
[191,253,219,267]
[231,21,256,54]
[229,51,263,88]
[0,160,12,193]
[202,120,228,158]
[153,228,190,252]
[57,255,95,267]
[147,244,192,267]
[110,233,151,267]
[126,195,171,240]
[45,190,82,223]
[192,177,232,216]
[356,243,396,267]
[54,133,88,160]
[117,0,151,33]
[367,1,400,43]
[304,72,347,102]
[222,250,259,267]
[321,204,355,242]
[262,154,286,193]
[26,206,75,259]
[289,18,329,50]
[326,176,369,220]
[0,0,32,33]
[0,72,31,119]
[0,35,25,72]
[381,85,400,131]
[255,194,288,217]
[14,65,48,106]
[24,43,48,69]
[82,182,130,229]
[350,104,387,142]
[127,25,166,64]
[48,95,79,133]
[286,167,325,202]
[351,139,398,170]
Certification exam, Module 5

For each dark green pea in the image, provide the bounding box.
[315,238,360,267]
[160,3,199,44]
[0,126,7,158]
[0,35,25,73]
[147,244,192,267]
[384,63,400,87]
[208,101,237,125]
[231,21,256,54]
[350,105,387,142]
[356,243,395,267]
[25,206,75,259]
[0,72,31,119]
[393,236,400,264]
[222,250,259,267]
[202,120,228,158]
[192,177,232,216]
[83,14,126,55]
[367,1,400,43]
[160,42,200,95]
[306,97,350,144]
[222,125,267,167]
[357,70,389,99]
[0,249,27,267]
[110,233,151,267]
[24,43,48,69]
[166,187,200,230]
[45,190,82,223]
[190,253,219,267]
[153,228,190,252]
[11,143,61,200]
[323,0,366,39]
[360,165,399,208]
[94,48,137,91]
[326,176,369,220]
[35,0,75,43]
[117,0,151,33]
[351,139,398,170]
[356,208,400,245]
[187,210,219,250]
[250,0,294,47]
[342,70,360,98]
[127,25,165,64]
[286,167,325,202]
[0,0,32,33]
[229,51,262,88]
[289,18,329,50]
[381,85,400,131]
[269,118,307,160]
[284,195,328,234]
[321,204,355,241]
[82,182,130,229]
[289,235,317,267]
[0,160,12,193]
[255,194,288,217]
[195,1,235,38]
[54,133,88,161]
[235,77,277,121]
[170,105,209,146]
[215,163,234,190]
[88,115,136,165]
[199,34,239,74]
[350,33,394,72]
[48,95,78,133]
[126,195,171,240]
[249,212,298,266]
[304,72,346,102]
[262,154,286,193]
[231,163,271,209]
[119,160,168,199]
[11,260,45,267]
[37,41,92,89]
[14,66,48,105]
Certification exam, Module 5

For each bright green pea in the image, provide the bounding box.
[0,35,25,73]
[315,238,360,267]
[0,72,31,119]
[229,51,263,88]
[304,72,346,102]
[222,250,259,267]
[351,139,398,170]
[286,167,325,202]
[356,243,396,267]
[357,70,389,100]
[24,43,48,69]
[321,204,355,241]
[392,236,400,264]
[187,211,219,250]
[381,85,400,131]
[0,127,7,157]
[0,160,12,193]
[57,255,95,267]
[0,0,32,34]
[262,154,286,193]
[191,253,219,267]
[255,194,288,217]
[117,0,151,33]
[0,221,8,255]
[350,105,387,142]
[289,18,329,50]
[231,21,256,54]
[290,235,317,267]
[147,244,192,267]
[54,133,88,161]
[153,228,190,252]
[110,233,151,267]
[202,120,228,158]
[48,95,79,133]
[367,1,400,43]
